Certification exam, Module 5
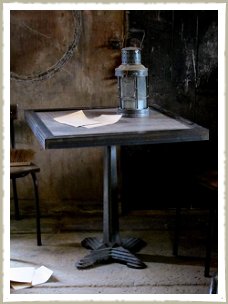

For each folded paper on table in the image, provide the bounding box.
[10,266,53,290]
[83,114,122,128]
[54,110,122,128]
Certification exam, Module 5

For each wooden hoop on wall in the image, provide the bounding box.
[10,11,82,82]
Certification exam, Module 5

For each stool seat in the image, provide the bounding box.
[10,163,40,178]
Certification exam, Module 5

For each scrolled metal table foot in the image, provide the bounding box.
[121,237,147,253]
[81,237,104,250]
[81,236,147,252]
[76,237,147,270]
[111,246,146,269]
[76,247,111,269]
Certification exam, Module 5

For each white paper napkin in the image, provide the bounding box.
[54,110,122,128]
[10,266,53,290]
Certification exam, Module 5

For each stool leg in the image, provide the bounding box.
[11,178,20,220]
[173,206,181,256]
[31,172,42,246]
[209,273,218,293]
[205,204,215,277]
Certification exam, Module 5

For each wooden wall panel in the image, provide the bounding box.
[10,10,124,214]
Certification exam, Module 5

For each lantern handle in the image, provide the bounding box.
[124,28,145,49]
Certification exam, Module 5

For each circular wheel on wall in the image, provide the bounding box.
[10,10,82,82]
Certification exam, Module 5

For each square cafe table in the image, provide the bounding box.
[25,106,209,269]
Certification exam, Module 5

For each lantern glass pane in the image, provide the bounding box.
[137,77,147,98]
[137,76,148,109]
[120,76,136,109]
[121,76,135,99]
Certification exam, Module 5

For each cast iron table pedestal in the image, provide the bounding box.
[76,145,147,269]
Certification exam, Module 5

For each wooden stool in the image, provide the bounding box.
[10,104,42,246]
[173,170,217,277]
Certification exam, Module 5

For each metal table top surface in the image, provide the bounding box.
[25,106,209,149]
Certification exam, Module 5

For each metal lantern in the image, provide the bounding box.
[115,47,149,117]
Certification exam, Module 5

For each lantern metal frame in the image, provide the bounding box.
[115,47,149,117]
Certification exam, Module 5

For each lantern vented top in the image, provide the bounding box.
[121,47,141,64]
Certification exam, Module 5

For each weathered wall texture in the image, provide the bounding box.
[121,11,218,210]
[10,10,124,214]
[127,11,217,137]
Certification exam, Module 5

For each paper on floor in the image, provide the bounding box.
[54,110,122,128]
[10,267,35,284]
[10,266,53,290]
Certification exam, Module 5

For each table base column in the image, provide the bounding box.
[76,145,147,270]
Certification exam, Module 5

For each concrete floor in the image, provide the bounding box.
[9,208,217,295]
